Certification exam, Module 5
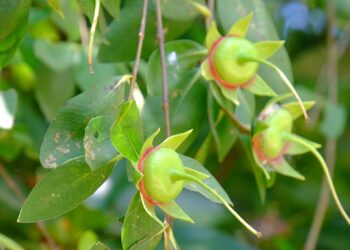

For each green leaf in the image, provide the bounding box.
[48,0,64,18]
[254,41,285,59]
[216,116,238,162]
[235,90,255,126]
[209,83,232,111]
[320,102,347,139]
[90,242,110,250]
[217,0,293,94]
[0,89,17,130]
[101,0,120,19]
[84,116,118,170]
[40,76,127,168]
[206,22,221,48]
[282,101,315,120]
[271,158,305,181]
[246,75,276,97]
[227,12,253,37]
[220,87,239,105]
[159,129,193,150]
[35,63,75,121]
[159,201,194,223]
[34,40,81,72]
[78,230,98,250]
[180,155,233,205]
[18,157,114,223]
[161,0,206,21]
[75,0,95,21]
[0,233,24,250]
[111,100,143,163]
[122,192,163,250]
[98,0,192,62]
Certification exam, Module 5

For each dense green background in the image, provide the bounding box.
[1,0,350,249]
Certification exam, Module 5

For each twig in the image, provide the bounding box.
[155,0,171,138]
[155,0,172,248]
[128,0,149,101]
[79,15,89,46]
[0,162,58,250]
[206,0,215,30]
[304,1,339,249]
[88,0,101,74]
[222,107,251,135]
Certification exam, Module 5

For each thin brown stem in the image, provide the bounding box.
[128,0,149,101]
[155,0,171,138]
[222,107,251,135]
[155,0,172,248]
[0,162,58,250]
[304,1,339,249]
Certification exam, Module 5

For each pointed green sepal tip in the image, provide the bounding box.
[159,201,194,224]
[187,0,212,18]
[159,129,193,150]
[228,12,253,37]
[220,87,239,106]
[201,59,214,81]
[246,75,277,97]
[140,128,161,155]
[282,101,316,120]
[254,40,285,59]
[206,21,221,48]
[272,158,305,181]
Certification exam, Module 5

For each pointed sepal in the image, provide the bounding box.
[271,158,305,181]
[201,59,214,81]
[159,129,193,150]
[140,193,163,226]
[283,133,321,155]
[187,0,212,18]
[228,12,253,37]
[254,41,285,59]
[282,101,316,120]
[140,128,160,155]
[220,87,239,105]
[246,75,277,97]
[159,201,194,223]
[206,22,221,48]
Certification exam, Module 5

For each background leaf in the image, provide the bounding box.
[122,192,163,250]
[40,77,126,168]
[18,157,114,223]
[0,89,17,129]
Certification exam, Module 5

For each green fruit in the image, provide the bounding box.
[257,127,284,159]
[265,108,293,133]
[142,148,185,203]
[211,36,259,86]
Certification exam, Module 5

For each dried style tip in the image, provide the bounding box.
[88,0,101,75]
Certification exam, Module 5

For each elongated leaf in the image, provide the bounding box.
[122,193,163,250]
[101,0,120,19]
[220,87,239,105]
[180,155,232,205]
[0,233,24,250]
[227,12,253,37]
[111,100,143,163]
[159,201,194,223]
[320,102,346,139]
[216,116,238,162]
[18,157,114,223]
[48,0,64,18]
[40,76,127,169]
[159,129,193,150]
[84,116,118,170]
[161,0,205,21]
[0,89,17,129]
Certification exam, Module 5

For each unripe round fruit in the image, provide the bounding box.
[142,148,185,203]
[264,108,293,133]
[211,36,259,85]
[257,127,284,159]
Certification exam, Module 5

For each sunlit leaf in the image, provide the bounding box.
[254,40,284,59]
[227,12,253,37]
[159,129,193,150]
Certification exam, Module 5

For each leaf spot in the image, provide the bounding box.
[45,154,57,168]
[57,146,70,154]
[54,133,60,143]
